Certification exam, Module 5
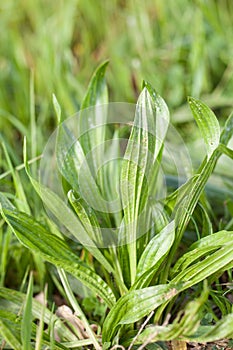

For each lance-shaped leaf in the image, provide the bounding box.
[79,60,109,172]
[24,139,114,272]
[171,242,233,288]
[55,122,110,219]
[120,85,169,283]
[124,282,209,346]
[0,207,116,308]
[220,111,233,146]
[142,81,170,160]
[81,60,109,110]
[140,313,233,344]
[133,221,175,289]
[172,230,233,277]
[68,190,102,246]
[163,147,222,282]
[102,283,181,342]
[188,97,220,158]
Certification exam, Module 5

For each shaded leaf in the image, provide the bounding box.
[0,208,116,308]
[0,312,21,350]
[220,111,233,146]
[0,287,76,342]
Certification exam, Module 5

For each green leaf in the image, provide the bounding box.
[0,310,69,350]
[142,81,170,161]
[81,60,109,110]
[55,124,110,224]
[52,93,61,125]
[79,60,109,162]
[100,131,122,226]
[0,208,116,308]
[0,313,22,350]
[127,281,209,345]
[141,313,233,344]
[68,190,103,245]
[133,221,175,289]
[171,230,233,277]
[120,87,154,283]
[220,111,233,146]
[187,313,233,342]
[21,272,33,350]
[120,85,169,284]
[172,242,233,287]
[163,147,222,282]
[188,97,220,158]
[24,138,114,274]
[102,283,181,342]
[0,287,76,342]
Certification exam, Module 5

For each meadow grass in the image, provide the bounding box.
[0,1,233,348]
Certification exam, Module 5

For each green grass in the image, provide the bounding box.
[0,1,233,348]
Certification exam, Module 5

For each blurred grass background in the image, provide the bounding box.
[0,0,233,291]
[1,0,233,156]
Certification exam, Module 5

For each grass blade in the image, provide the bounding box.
[35,284,47,350]
[0,287,76,342]
[58,269,101,350]
[0,316,22,350]
[21,272,33,350]
[1,142,30,214]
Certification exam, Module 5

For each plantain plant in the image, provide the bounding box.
[0,62,233,349]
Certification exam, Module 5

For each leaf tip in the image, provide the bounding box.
[52,93,61,125]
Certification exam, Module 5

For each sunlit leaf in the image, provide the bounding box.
[171,230,233,277]
[102,283,181,342]
[120,86,169,283]
[188,97,220,158]
[133,221,175,289]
